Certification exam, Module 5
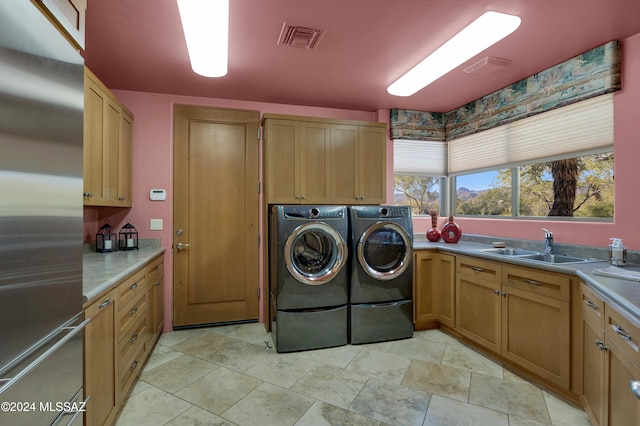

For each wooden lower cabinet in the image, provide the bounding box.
[84,291,117,426]
[413,251,455,329]
[455,256,571,389]
[605,337,640,426]
[83,254,164,426]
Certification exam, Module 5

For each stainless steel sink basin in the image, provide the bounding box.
[478,247,538,256]
[517,253,597,264]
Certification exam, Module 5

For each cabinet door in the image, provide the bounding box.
[330,124,358,203]
[264,119,299,203]
[604,336,640,426]
[83,75,106,205]
[117,111,133,207]
[84,292,117,426]
[436,253,456,328]
[147,259,164,346]
[501,285,570,388]
[414,251,437,328]
[456,257,501,352]
[299,122,331,204]
[103,98,121,203]
[358,125,386,204]
[582,314,605,426]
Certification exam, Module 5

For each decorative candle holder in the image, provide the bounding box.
[118,219,139,251]
[96,221,117,253]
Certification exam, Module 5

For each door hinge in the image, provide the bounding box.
[257,287,260,299]
[257,234,260,246]
[258,181,261,194]
[258,127,262,140]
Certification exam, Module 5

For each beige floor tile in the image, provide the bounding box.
[223,322,271,345]
[164,405,236,426]
[346,348,411,383]
[291,364,369,408]
[469,373,551,423]
[402,359,471,402]
[142,343,183,372]
[387,337,447,364]
[506,415,550,426]
[441,344,504,378]
[158,328,208,347]
[503,368,531,384]
[243,352,317,388]
[171,331,237,358]
[174,366,262,415]
[349,377,431,425]
[543,391,592,426]
[295,400,385,426]
[299,344,363,369]
[205,339,272,372]
[140,353,218,394]
[115,385,192,426]
[416,329,465,347]
[129,379,151,396]
[222,382,314,426]
[423,394,509,426]
[353,340,394,352]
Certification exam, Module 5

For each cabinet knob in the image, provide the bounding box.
[630,381,640,400]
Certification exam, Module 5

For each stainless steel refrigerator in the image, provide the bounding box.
[0,1,87,425]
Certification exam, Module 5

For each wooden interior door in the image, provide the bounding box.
[173,106,260,327]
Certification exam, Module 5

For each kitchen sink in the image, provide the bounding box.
[517,253,598,264]
[478,247,538,256]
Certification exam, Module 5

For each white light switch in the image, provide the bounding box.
[150,219,163,230]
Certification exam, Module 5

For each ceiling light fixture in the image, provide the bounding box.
[177,0,229,78]
[387,11,521,97]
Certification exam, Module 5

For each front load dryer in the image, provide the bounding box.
[349,205,414,344]
[269,205,349,352]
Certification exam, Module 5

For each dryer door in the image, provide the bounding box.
[357,221,413,281]
[284,222,347,285]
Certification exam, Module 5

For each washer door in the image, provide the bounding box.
[357,221,413,281]
[284,222,347,285]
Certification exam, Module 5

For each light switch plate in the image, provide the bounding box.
[150,219,163,230]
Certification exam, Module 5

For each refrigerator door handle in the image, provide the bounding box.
[0,318,90,396]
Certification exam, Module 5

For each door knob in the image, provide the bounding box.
[631,381,640,399]
[176,243,191,250]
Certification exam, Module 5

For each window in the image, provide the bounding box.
[394,175,441,215]
[453,152,614,218]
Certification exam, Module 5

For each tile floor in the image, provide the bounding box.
[115,323,593,426]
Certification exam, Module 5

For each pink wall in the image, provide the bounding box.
[86,33,640,330]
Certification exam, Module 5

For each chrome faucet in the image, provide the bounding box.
[542,228,554,254]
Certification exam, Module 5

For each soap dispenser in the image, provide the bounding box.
[609,238,628,267]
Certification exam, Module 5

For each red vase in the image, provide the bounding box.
[426,211,441,242]
[441,216,462,243]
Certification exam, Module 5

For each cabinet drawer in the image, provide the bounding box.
[456,256,501,282]
[580,283,604,329]
[118,339,146,398]
[502,266,570,301]
[605,304,640,367]
[146,258,163,287]
[118,313,146,368]
[118,292,147,337]
[118,270,146,311]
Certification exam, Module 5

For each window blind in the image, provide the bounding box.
[393,139,447,176]
[448,94,614,175]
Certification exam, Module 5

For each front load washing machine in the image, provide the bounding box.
[269,205,349,352]
[349,205,414,344]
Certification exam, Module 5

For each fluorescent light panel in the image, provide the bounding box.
[387,11,521,97]
[177,0,229,78]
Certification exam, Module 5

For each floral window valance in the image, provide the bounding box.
[390,40,621,141]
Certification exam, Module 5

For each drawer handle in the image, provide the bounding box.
[129,360,138,371]
[615,325,632,341]
[471,266,485,272]
[129,333,138,343]
[154,281,161,287]
[585,299,598,310]
[98,299,111,309]
[130,307,139,316]
[130,283,138,290]
[523,278,542,286]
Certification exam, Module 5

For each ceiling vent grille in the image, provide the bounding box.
[277,23,325,49]
[464,56,512,75]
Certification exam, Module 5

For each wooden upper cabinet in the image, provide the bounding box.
[263,114,386,205]
[83,68,134,207]
[35,0,86,49]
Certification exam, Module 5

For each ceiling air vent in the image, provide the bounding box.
[464,56,512,75]
[277,22,325,49]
